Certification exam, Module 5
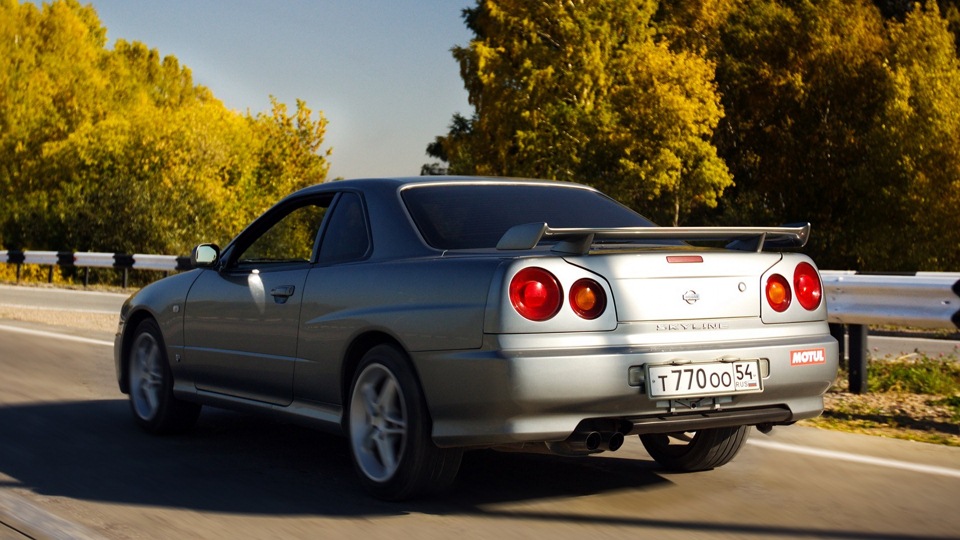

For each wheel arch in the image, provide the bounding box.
[117,309,160,394]
[340,332,422,420]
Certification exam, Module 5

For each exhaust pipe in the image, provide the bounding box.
[544,426,629,456]
[601,431,625,452]
[576,431,602,451]
[545,430,602,456]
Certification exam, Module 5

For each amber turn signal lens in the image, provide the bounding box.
[570,278,606,319]
[766,274,792,312]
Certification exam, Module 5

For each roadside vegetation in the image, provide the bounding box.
[3,1,960,274]
[426,0,960,272]
[801,354,960,446]
[1,0,331,261]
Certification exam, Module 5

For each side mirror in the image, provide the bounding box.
[191,244,221,268]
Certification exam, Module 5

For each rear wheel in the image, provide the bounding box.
[127,319,200,434]
[347,344,462,500]
[640,426,750,471]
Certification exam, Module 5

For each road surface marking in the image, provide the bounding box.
[749,438,960,479]
[0,323,113,347]
[0,303,117,315]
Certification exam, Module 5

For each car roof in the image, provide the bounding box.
[288,176,593,198]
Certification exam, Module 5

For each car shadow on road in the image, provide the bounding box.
[0,399,943,540]
[0,399,667,517]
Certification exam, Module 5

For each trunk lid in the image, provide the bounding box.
[567,250,782,322]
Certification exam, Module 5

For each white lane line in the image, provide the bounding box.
[0,283,128,298]
[0,303,118,315]
[749,438,960,479]
[0,323,113,347]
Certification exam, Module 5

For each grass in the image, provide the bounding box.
[801,354,960,446]
[932,395,960,422]
[868,355,960,394]
[0,263,150,292]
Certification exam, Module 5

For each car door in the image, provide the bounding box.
[293,191,374,407]
[183,196,331,406]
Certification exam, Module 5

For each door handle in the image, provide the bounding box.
[270,285,296,298]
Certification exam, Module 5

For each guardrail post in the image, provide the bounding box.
[113,254,134,289]
[829,323,846,368]
[953,279,960,328]
[848,324,868,394]
[8,251,24,283]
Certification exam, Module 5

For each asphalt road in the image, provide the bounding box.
[0,284,128,314]
[0,286,959,539]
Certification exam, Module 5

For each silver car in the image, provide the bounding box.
[114,177,838,500]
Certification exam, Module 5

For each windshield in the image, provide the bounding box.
[402,183,656,250]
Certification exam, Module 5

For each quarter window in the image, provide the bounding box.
[318,192,370,264]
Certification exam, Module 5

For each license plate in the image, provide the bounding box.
[646,360,763,399]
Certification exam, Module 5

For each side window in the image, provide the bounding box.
[317,192,370,264]
[237,203,328,265]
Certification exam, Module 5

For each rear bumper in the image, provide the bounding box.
[413,322,838,447]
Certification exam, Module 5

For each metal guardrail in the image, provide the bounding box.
[821,271,960,329]
[821,271,960,393]
[0,250,192,288]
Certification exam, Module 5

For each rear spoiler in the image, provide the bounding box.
[496,222,811,255]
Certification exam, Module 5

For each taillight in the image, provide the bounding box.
[510,267,562,321]
[569,278,606,319]
[766,274,791,312]
[794,262,822,311]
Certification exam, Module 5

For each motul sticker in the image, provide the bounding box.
[790,348,827,366]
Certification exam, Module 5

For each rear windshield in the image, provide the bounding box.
[402,183,655,250]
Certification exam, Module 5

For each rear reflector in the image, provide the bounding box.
[666,255,704,263]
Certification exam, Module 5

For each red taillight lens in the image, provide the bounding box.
[794,262,822,311]
[569,278,606,319]
[509,267,562,321]
[766,274,791,312]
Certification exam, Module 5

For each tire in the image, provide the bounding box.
[127,319,201,435]
[346,344,462,501]
[640,426,750,472]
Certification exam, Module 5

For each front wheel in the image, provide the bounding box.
[127,319,200,434]
[346,344,462,500]
[640,426,750,472]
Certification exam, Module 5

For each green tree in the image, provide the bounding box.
[26,96,332,256]
[685,0,893,269]
[686,0,960,270]
[429,0,732,225]
[860,4,960,269]
[0,0,107,244]
[0,0,332,258]
[248,97,332,215]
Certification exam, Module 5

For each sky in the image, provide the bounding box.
[81,0,475,180]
